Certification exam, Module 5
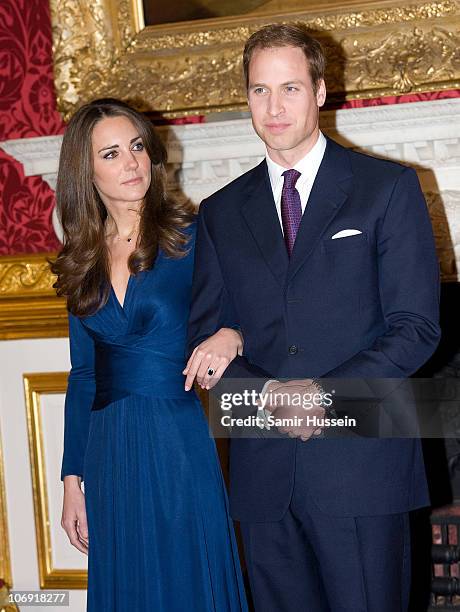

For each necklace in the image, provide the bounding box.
[115,231,135,243]
[105,222,138,243]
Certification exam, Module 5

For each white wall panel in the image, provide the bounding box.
[0,339,86,611]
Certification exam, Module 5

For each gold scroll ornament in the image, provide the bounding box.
[50,0,460,120]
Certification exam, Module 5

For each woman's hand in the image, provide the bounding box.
[183,327,243,391]
[61,475,89,555]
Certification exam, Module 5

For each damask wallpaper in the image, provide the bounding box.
[0,0,64,255]
[342,89,460,109]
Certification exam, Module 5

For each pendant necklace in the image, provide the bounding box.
[106,223,137,243]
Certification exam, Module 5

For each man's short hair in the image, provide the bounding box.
[243,24,326,94]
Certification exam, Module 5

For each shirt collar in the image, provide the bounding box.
[266,131,327,193]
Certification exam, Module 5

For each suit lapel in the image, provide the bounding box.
[288,138,354,283]
[240,160,289,287]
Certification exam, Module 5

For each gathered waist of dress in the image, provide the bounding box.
[92,340,192,410]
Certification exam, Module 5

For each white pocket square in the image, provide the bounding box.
[331,229,362,239]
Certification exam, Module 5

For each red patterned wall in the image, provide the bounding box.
[0,0,459,256]
[0,0,64,255]
[339,89,460,109]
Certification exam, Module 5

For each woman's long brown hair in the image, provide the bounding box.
[51,99,195,317]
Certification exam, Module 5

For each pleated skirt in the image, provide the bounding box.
[83,394,248,611]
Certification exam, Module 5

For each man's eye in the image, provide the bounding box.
[253,87,267,95]
[286,86,299,93]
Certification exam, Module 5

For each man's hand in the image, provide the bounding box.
[183,328,243,391]
[260,380,326,441]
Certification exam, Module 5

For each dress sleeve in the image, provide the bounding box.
[60,313,96,481]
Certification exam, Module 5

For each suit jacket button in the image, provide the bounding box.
[288,345,298,355]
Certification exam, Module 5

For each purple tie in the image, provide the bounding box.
[281,169,302,256]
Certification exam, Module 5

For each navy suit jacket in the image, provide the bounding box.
[188,137,441,521]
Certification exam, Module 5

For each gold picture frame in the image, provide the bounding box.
[51,0,460,120]
[23,373,87,589]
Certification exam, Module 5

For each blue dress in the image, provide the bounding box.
[61,226,248,611]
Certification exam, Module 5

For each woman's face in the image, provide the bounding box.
[91,115,152,209]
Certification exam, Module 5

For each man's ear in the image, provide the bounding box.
[316,79,326,108]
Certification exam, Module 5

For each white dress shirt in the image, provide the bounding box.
[265,131,327,233]
[257,132,327,429]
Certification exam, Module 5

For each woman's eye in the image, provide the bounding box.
[132,141,144,151]
[103,150,117,159]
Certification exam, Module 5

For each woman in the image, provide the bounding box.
[52,99,247,611]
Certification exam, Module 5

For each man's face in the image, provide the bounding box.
[247,45,326,166]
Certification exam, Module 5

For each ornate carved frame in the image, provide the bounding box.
[0,254,67,340]
[51,0,460,119]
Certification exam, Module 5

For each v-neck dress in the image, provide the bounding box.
[60,225,248,611]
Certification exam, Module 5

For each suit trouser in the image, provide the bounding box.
[239,463,411,612]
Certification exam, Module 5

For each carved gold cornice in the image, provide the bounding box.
[50,0,460,119]
[0,255,67,340]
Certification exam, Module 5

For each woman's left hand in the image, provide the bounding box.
[183,328,243,391]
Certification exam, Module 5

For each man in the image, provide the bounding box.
[187,24,440,611]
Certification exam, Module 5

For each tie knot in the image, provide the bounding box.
[282,169,301,189]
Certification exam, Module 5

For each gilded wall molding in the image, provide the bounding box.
[23,373,86,589]
[0,255,67,340]
[50,0,460,119]
[133,1,457,51]
[0,257,55,297]
[0,425,12,589]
